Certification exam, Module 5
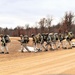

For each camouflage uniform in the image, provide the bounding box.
[58,33,65,48]
[65,32,74,49]
[54,33,60,49]
[47,33,55,50]
[0,34,9,54]
[20,35,31,52]
[32,33,42,52]
[40,33,48,51]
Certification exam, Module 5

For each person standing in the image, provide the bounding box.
[0,34,9,54]
[20,35,31,53]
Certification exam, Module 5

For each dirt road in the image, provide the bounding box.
[0,37,75,75]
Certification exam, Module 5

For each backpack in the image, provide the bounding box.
[4,35,10,43]
[21,35,29,43]
[35,35,41,43]
[24,36,29,43]
[42,33,48,41]
[68,32,74,40]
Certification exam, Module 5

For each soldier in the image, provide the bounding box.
[54,33,60,49]
[20,34,24,52]
[47,33,55,50]
[31,33,42,52]
[65,31,74,49]
[0,34,9,54]
[20,34,31,53]
[40,33,49,51]
[58,33,65,49]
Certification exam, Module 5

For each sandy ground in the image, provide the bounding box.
[0,37,75,75]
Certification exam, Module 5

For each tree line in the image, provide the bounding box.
[0,12,75,37]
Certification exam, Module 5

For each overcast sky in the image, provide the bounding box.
[0,0,75,28]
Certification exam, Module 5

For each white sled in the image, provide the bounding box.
[71,42,75,47]
[18,46,38,52]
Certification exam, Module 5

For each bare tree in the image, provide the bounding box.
[39,18,46,33]
[46,16,53,33]
[61,12,74,32]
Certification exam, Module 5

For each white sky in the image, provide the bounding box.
[0,0,75,28]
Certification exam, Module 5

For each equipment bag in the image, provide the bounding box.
[4,35,10,43]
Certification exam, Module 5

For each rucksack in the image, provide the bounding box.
[21,35,29,43]
[24,36,29,43]
[42,33,48,41]
[4,35,10,43]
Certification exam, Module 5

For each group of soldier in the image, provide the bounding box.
[20,31,74,53]
[0,31,74,54]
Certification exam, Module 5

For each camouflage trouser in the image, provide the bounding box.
[66,40,72,48]
[21,43,31,52]
[40,42,48,51]
[55,40,61,49]
[45,41,55,50]
[0,43,9,52]
[33,43,38,51]
[50,42,55,50]
[33,42,42,52]
[60,40,72,49]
